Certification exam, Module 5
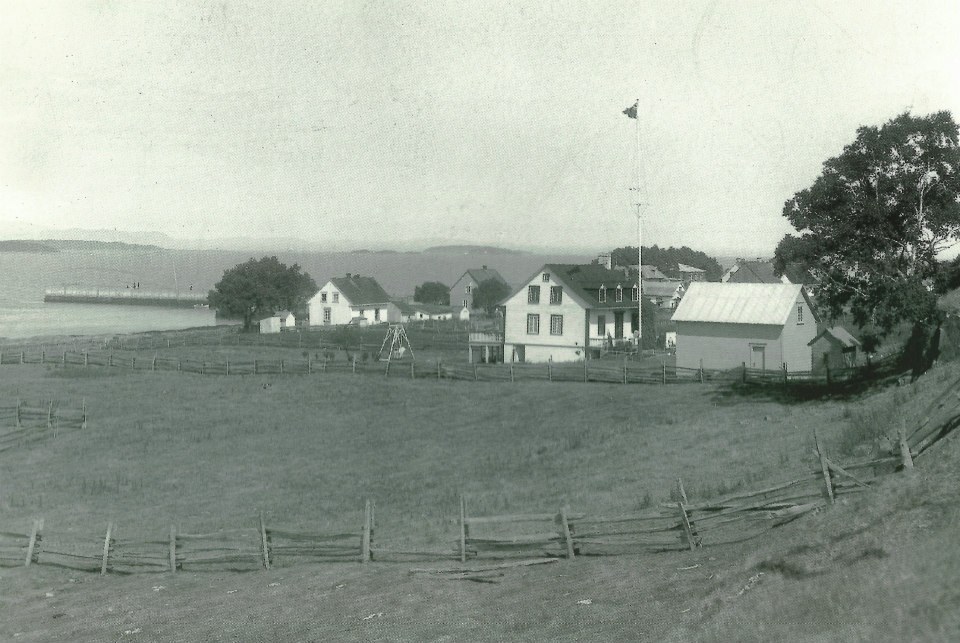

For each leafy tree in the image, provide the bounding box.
[413,281,450,305]
[208,256,318,331]
[775,111,960,334]
[472,278,511,315]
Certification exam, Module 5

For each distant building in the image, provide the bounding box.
[259,315,282,334]
[449,266,509,310]
[307,274,400,326]
[499,263,643,363]
[642,280,684,309]
[629,264,674,281]
[721,258,789,284]
[809,326,861,371]
[395,301,455,322]
[677,263,706,283]
[673,283,819,372]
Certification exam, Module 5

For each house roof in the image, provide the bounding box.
[328,275,392,305]
[677,263,705,274]
[503,264,641,310]
[628,265,672,280]
[457,267,508,287]
[808,326,861,348]
[722,259,786,284]
[642,280,683,297]
[672,282,816,326]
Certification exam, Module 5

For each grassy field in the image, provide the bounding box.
[1,343,958,641]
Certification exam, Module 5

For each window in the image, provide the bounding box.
[526,313,540,335]
[320,292,328,303]
[465,285,472,294]
[323,307,331,323]
[599,286,606,303]
[375,308,380,322]
[542,273,550,282]
[797,304,804,324]
[333,293,339,303]
[462,299,468,308]
[550,314,563,335]
[632,285,639,301]
[615,285,623,302]
[549,286,563,304]
[528,285,541,304]
[597,314,606,336]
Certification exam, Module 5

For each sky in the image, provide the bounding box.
[1,0,959,256]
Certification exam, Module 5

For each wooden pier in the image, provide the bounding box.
[43,287,208,308]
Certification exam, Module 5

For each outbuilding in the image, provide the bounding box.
[808,326,861,371]
[673,282,819,372]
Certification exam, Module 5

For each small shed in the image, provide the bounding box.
[259,316,283,334]
[277,310,296,330]
[809,326,861,371]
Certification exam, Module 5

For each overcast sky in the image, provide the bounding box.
[2,1,959,255]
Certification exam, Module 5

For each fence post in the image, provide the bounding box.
[510,362,514,383]
[46,400,53,430]
[177,360,182,372]
[699,358,704,384]
[259,512,271,570]
[81,398,87,430]
[410,360,415,379]
[437,359,441,380]
[741,361,746,384]
[474,363,479,381]
[548,359,552,382]
[62,350,66,366]
[662,361,666,385]
[676,478,697,551]
[254,359,258,374]
[559,507,575,560]
[20,351,24,364]
[623,359,628,385]
[583,359,588,383]
[24,519,42,566]
[132,356,136,370]
[16,397,21,428]
[169,525,177,573]
[152,354,157,371]
[898,424,914,470]
[109,353,113,367]
[361,499,372,564]
[280,360,284,375]
[783,363,788,386]
[307,354,312,374]
[101,522,114,575]
[352,356,357,374]
[814,428,834,504]
[459,495,468,563]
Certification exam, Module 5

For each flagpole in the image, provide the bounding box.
[635,97,642,350]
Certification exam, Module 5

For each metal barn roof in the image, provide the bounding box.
[672,282,807,326]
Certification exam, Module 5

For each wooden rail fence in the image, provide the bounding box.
[0,398,87,454]
[3,391,958,576]
[0,348,906,390]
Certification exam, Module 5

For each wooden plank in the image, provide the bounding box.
[410,559,558,574]
[24,519,41,567]
[101,522,113,575]
[361,500,372,564]
[560,507,575,560]
[169,525,177,573]
[823,456,871,488]
[676,478,697,551]
[459,495,467,563]
[259,513,270,569]
[813,428,834,504]
[467,512,586,525]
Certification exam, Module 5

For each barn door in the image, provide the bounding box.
[750,345,766,370]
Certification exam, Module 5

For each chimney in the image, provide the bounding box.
[482,265,487,270]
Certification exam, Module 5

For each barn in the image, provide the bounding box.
[673,283,819,372]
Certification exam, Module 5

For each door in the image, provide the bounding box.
[614,312,624,339]
[514,344,525,363]
[750,344,766,370]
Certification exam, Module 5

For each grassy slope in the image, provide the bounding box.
[0,359,958,641]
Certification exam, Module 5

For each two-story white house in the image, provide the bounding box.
[307,274,400,326]
[499,264,644,363]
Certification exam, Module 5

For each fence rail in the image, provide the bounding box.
[0,398,87,454]
[3,392,958,576]
[0,347,907,390]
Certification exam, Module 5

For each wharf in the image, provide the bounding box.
[43,287,208,308]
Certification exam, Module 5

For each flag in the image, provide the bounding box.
[622,100,638,119]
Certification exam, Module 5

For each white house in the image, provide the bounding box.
[307,274,400,326]
[642,280,684,309]
[672,282,819,372]
[499,263,643,363]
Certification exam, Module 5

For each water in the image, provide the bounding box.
[0,247,588,341]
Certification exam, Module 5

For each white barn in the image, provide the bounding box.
[673,283,819,372]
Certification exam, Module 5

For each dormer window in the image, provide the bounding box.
[615,285,623,302]
[542,273,550,282]
[631,285,639,301]
[599,285,606,303]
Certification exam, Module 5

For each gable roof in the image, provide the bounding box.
[808,326,861,348]
[642,280,683,297]
[722,259,787,284]
[672,282,817,326]
[456,267,508,287]
[328,275,391,305]
[502,264,640,310]
[628,265,672,280]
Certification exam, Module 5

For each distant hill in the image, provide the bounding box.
[42,239,162,252]
[0,240,59,253]
[423,245,523,255]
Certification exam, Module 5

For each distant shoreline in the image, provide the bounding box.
[0,239,162,253]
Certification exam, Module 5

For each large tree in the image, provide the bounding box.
[413,281,450,306]
[208,256,318,331]
[472,278,511,315]
[609,245,723,282]
[775,111,960,333]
